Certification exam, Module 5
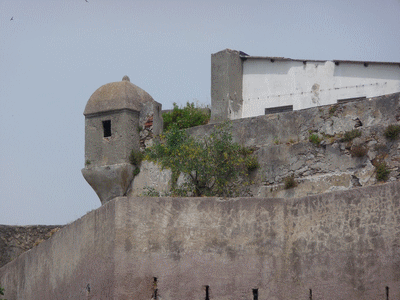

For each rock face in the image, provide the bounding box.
[135,92,400,198]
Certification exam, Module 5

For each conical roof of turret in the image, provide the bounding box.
[84,76,155,115]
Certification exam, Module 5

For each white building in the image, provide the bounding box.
[211,49,400,122]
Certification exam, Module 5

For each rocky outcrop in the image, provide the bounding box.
[0,225,63,268]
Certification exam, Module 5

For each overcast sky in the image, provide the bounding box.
[1,0,400,225]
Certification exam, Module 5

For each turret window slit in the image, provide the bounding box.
[103,120,111,137]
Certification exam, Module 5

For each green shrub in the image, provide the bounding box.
[163,102,210,132]
[342,129,361,142]
[85,159,91,167]
[309,133,322,146]
[145,122,257,197]
[284,175,297,189]
[375,162,390,182]
[245,155,259,171]
[384,124,400,140]
[350,145,367,157]
[129,150,144,165]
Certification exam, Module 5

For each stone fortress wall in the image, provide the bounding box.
[2,73,400,298]
[133,92,400,199]
[1,181,399,299]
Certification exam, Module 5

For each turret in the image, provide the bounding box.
[82,76,162,204]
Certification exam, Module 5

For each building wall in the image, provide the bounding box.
[210,49,243,123]
[2,182,400,299]
[210,49,400,121]
[242,59,400,118]
[85,109,139,167]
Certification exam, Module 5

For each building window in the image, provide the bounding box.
[265,105,293,115]
[102,120,111,137]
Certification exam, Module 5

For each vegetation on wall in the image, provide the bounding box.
[341,129,361,142]
[129,149,144,177]
[284,174,297,189]
[129,149,144,166]
[384,124,400,140]
[0,285,6,300]
[145,122,258,197]
[163,102,210,132]
[350,145,367,157]
[309,133,322,146]
[375,162,390,182]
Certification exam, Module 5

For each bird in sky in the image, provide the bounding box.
[85,0,88,2]
[10,17,13,21]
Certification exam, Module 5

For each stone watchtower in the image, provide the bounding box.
[82,76,162,204]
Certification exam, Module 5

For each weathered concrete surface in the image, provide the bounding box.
[211,49,244,122]
[129,161,172,196]
[84,110,140,168]
[0,225,63,268]
[0,203,116,299]
[2,181,400,299]
[82,163,134,205]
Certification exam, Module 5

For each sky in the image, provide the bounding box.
[1,0,400,225]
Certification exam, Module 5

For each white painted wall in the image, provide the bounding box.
[242,59,400,118]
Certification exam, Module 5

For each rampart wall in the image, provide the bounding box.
[1,181,400,299]
[132,92,400,198]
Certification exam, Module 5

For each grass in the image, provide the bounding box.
[129,149,144,165]
[342,129,361,142]
[245,155,259,171]
[141,186,160,197]
[384,124,400,140]
[132,168,140,177]
[350,145,367,157]
[309,133,322,146]
[284,175,297,189]
[375,162,390,182]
